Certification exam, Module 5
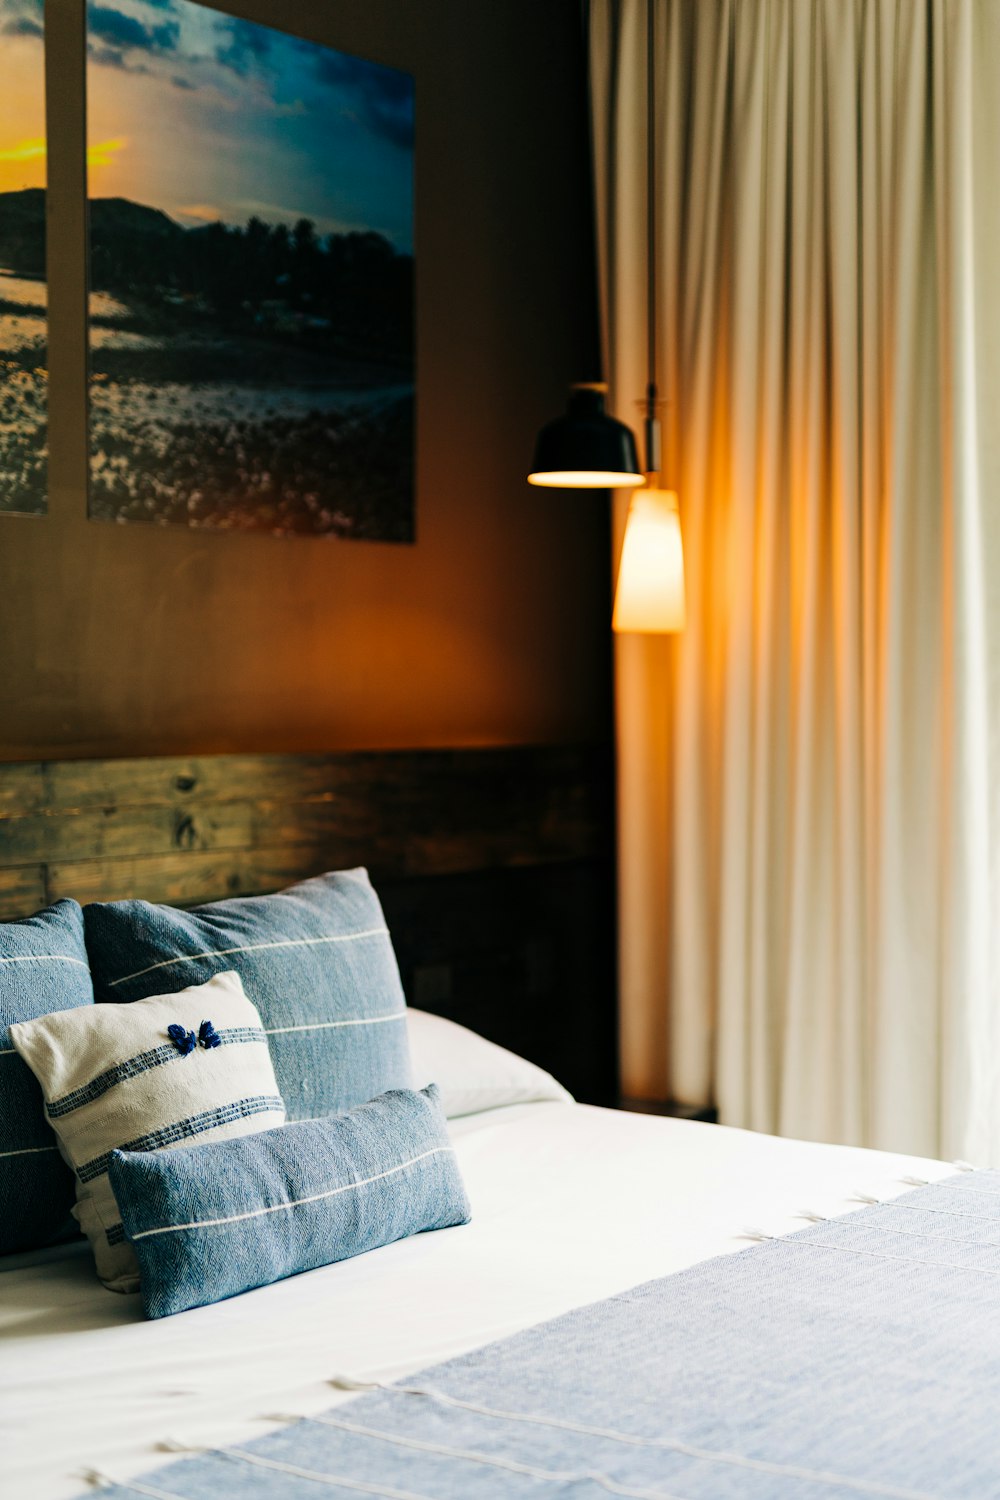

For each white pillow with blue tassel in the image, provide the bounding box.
[9,969,285,1292]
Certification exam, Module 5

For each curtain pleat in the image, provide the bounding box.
[591,0,1000,1159]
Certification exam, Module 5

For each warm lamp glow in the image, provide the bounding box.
[528,470,645,489]
[612,486,686,633]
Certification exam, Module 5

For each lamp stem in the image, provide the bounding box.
[646,0,656,409]
[644,395,661,482]
[644,0,660,481]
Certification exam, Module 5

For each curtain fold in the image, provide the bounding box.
[591,0,1000,1160]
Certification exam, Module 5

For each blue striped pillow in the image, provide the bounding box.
[109,1084,471,1318]
[0,900,94,1255]
[84,869,412,1122]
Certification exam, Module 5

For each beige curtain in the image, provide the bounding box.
[590,0,1000,1162]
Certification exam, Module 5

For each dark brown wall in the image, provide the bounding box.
[0,0,609,760]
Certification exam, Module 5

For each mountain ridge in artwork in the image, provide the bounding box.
[0,190,181,275]
[0,188,45,276]
[89,197,183,240]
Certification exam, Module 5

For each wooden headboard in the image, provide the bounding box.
[0,746,616,1104]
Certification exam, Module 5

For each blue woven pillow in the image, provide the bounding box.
[108,1083,470,1318]
[0,899,95,1254]
[84,869,412,1122]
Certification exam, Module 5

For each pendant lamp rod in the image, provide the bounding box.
[526,0,645,490]
[612,0,687,634]
[644,0,660,480]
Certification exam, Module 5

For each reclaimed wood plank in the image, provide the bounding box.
[0,865,47,920]
[0,763,45,816]
[38,755,340,811]
[43,817,600,910]
[379,862,617,1105]
[0,790,604,872]
[45,846,333,909]
[0,801,255,867]
[252,798,605,869]
[0,746,604,814]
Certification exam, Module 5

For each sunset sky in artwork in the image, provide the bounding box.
[0,0,45,195]
[85,0,414,250]
[0,0,414,250]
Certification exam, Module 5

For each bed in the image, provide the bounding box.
[2,1094,954,1498]
[0,751,987,1499]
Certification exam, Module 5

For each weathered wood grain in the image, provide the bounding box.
[0,764,45,816]
[0,747,604,815]
[0,865,47,921]
[38,755,341,811]
[0,746,611,913]
[45,847,333,908]
[0,801,255,868]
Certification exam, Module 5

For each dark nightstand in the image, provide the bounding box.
[618,1096,718,1124]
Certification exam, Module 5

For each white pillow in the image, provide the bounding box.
[406,1009,573,1118]
[10,971,285,1292]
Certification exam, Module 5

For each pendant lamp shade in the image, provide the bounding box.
[528,383,644,489]
[612,485,686,633]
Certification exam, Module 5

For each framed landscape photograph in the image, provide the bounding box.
[0,0,47,517]
[86,0,414,540]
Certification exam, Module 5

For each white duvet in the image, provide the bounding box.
[0,1100,953,1500]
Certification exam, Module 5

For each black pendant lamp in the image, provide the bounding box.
[528,0,685,627]
[528,381,644,489]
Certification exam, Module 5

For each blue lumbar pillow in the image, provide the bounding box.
[109,1083,470,1318]
[84,869,412,1122]
[0,899,95,1254]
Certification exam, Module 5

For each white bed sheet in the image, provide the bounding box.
[0,1102,954,1499]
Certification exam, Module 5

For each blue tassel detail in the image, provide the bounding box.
[198,1019,221,1050]
[167,1023,196,1056]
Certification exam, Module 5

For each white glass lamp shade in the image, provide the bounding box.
[612,486,686,633]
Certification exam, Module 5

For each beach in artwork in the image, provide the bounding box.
[86,0,414,539]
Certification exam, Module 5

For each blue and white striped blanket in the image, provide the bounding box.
[85,1172,1000,1499]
